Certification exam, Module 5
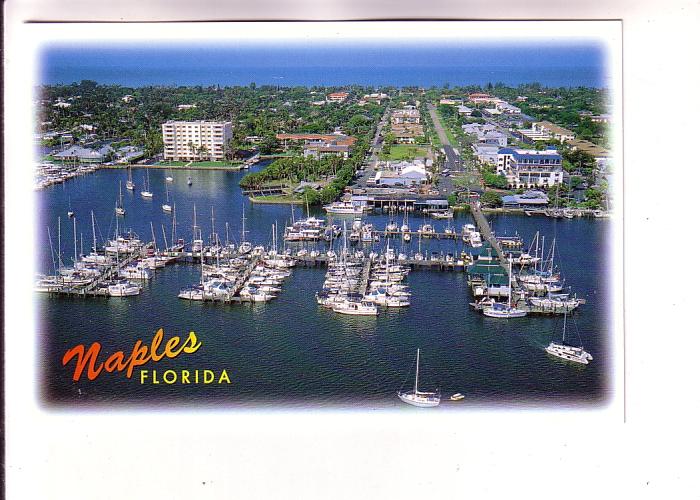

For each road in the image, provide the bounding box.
[427,103,467,197]
[353,107,391,188]
[427,103,463,173]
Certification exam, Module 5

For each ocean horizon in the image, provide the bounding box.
[40,43,609,88]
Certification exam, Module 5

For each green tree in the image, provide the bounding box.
[480,191,503,207]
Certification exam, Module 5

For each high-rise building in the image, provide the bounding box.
[161,121,232,161]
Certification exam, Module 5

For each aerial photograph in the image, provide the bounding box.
[33,34,616,409]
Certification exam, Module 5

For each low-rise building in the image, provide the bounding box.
[54,144,114,163]
[472,144,501,165]
[457,105,474,115]
[461,123,507,147]
[565,138,611,168]
[497,147,564,189]
[277,133,357,159]
[374,160,430,187]
[391,107,420,125]
[501,190,549,208]
[327,92,349,102]
[532,121,575,142]
[468,93,500,105]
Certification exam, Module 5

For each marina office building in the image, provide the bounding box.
[497,147,564,189]
[161,120,233,161]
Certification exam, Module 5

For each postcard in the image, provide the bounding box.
[5,18,627,498]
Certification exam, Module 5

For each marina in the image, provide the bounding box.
[37,164,610,407]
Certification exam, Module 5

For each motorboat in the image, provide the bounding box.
[323,200,364,215]
[108,280,141,297]
[332,299,378,316]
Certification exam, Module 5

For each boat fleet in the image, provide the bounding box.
[34,162,99,190]
[316,227,412,316]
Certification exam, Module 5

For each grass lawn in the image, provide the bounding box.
[156,160,243,168]
[248,194,303,204]
[379,144,429,161]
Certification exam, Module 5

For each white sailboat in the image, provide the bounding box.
[140,170,153,198]
[115,181,126,216]
[397,348,440,407]
[545,311,593,364]
[238,210,252,255]
[125,165,135,191]
[482,261,527,318]
[162,181,172,213]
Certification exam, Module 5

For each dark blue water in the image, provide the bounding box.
[41,43,608,88]
[37,166,613,409]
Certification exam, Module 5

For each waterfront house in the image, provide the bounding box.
[501,190,549,208]
[54,144,114,163]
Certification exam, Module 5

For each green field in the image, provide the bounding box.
[379,144,429,161]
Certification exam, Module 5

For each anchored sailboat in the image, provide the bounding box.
[115,181,126,216]
[140,170,153,198]
[162,181,172,213]
[398,348,440,407]
[125,165,135,191]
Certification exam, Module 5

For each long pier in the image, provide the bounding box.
[470,202,507,268]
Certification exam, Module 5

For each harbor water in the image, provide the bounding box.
[37,165,613,409]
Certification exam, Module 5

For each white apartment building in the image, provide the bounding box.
[497,147,564,189]
[162,121,233,161]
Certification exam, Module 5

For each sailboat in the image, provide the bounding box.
[115,181,126,216]
[238,210,252,255]
[397,349,440,407]
[165,169,174,183]
[67,196,75,218]
[187,176,193,186]
[162,181,172,213]
[545,310,593,364]
[191,204,203,253]
[125,165,135,191]
[482,261,527,318]
[140,170,153,198]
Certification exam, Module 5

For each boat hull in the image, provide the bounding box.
[397,391,440,407]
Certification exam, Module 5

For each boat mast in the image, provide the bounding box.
[562,309,568,343]
[171,203,177,248]
[162,224,169,251]
[57,217,63,269]
[414,349,420,394]
[192,203,199,244]
[150,222,157,252]
[211,207,216,246]
[47,226,57,274]
[508,260,513,306]
[241,210,247,243]
[73,216,78,265]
